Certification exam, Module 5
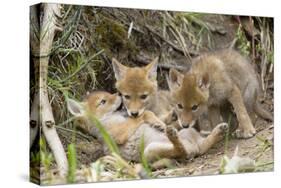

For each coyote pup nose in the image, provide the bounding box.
[182,124,189,128]
[130,111,139,118]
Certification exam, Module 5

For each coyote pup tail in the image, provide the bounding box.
[254,101,273,121]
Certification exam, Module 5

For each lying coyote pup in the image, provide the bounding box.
[67,91,166,145]
[67,91,229,162]
[112,58,173,121]
[168,49,273,139]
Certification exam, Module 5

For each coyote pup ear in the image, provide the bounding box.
[67,98,85,117]
[167,68,184,90]
[198,73,210,89]
[146,57,158,81]
[112,58,127,80]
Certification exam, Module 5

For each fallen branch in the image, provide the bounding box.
[145,25,199,57]
[135,54,189,72]
[56,125,93,141]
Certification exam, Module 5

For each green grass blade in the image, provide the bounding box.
[88,113,120,155]
[140,134,152,178]
[67,143,77,183]
[223,115,232,155]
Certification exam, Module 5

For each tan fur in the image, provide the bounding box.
[112,58,173,121]
[67,91,166,145]
[168,49,273,139]
[106,111,167,144]
[67,91,229,162]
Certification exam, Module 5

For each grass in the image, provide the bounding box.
[140,135,152,178]
[39,138,53,173]
[39,137,54,184]
[67,144,77,183]
[223,115,232,155]
[220,118,273,174]
[255,135,273,162]
[219,115,232,174]
[87,112,120,155]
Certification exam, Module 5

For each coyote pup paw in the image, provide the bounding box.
[213,122,229,137]
[151,122,166,132]
[233,127,256,139]
[143,111,166,132]
[166,124,178,139]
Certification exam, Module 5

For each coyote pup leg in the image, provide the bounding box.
[143,111,166,132]
[144,112,186,161]
[163,110,187,155]
[228,85,256,138]
[199,122,228,155]
[144,142,179,162]
[144,121,186,162]
[166,124,187,156]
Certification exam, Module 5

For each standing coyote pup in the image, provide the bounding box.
[168,49,273,138]
[67,91,229,162]
[112,58,173,121]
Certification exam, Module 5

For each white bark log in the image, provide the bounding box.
[30,3,68,175]
[30,92,39,148]
[29,5,40,149]
[40,82,68,175]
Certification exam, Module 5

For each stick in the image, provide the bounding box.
[135,55,189,72]
[56,126,92,141]
[145,25,199,57]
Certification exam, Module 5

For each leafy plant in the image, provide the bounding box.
[40,138,54,171]
[236,24,251,55]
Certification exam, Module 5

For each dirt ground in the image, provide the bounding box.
[153,119,274,178]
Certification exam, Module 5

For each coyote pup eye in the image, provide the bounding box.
[177,104,183,110]
[140,94,148,100]
[191,104,199,112]
[124,95,131,100]
[100,99,106,105]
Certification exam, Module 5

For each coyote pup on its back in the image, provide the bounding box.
[112,58,172,120]
[168,49,273,138]
[67,91,166,145]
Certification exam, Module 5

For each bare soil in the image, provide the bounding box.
[153,119,273,178]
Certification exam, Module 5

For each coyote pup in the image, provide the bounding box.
[168,49,273,138]
[67,91,229,162]
[67,91,166,145]
[112,58,173,121]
